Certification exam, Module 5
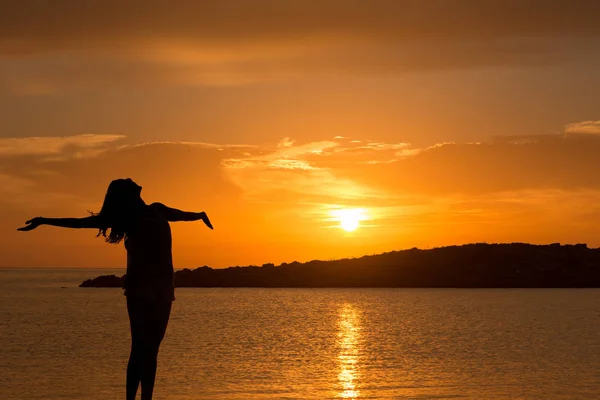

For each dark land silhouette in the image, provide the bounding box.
[80,242,600,288]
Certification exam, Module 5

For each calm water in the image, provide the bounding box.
[1,268,600,400]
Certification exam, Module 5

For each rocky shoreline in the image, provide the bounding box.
[80,242,600,288]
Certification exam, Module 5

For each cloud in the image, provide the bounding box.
[3,38,600,93]
[217,128,600,207]
[223,132,600,209]
[269,159,315,171]
[332,137,411,153]
[395,142,455,158]
[0,134,261,164]
[1,2,600,92]
[565,120,600,135]
[223,136,411,173]
[222,138,388,202]
[277,137,295,148]
[0,138,248,216]
[125,140,258,151]
[2,1,600,52]
[0,134,126,157]
[8,131,600,211]
[337,131,600,197]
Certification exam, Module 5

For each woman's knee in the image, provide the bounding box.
[136,337,160,355]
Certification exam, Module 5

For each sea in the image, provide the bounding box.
[1,267,600,400]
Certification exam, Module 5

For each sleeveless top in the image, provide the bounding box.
[123,204,175,301]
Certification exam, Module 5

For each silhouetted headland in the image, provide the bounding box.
[80,242,600,288]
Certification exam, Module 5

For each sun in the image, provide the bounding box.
[331,208,365,232]
[340,214,360,232]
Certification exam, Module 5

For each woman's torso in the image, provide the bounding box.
[123,204,174,300]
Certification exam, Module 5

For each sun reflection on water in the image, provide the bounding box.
[337,304,361,398]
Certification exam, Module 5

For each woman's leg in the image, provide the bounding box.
[139,299,172,400]
[126,296,144,400]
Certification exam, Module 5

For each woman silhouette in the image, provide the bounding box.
[17,178,213,400]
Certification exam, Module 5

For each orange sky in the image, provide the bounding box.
[2,1,600,268]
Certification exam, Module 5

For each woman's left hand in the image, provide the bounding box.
[200,212,213,230]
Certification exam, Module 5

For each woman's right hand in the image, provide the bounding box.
[17,217,43,231]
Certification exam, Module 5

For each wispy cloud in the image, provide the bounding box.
[332,137,411,154]
[0,134,126,157]
[220,137,473,207]
[565,120,600,135]
[222,138,389,202]
[277,137,296,148]
[395,142,455,158]
[269,159,315,170]
[125,140,258,151]
[341,128,600,198]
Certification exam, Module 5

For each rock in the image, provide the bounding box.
[79,274,125,288]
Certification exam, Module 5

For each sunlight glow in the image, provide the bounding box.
[331,208,365,232]
[337,304,361,398]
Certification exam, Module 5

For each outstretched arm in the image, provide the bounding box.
[151,203,213,229]
[17,215,102,231]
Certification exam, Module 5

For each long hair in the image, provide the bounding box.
[94,179,143,244]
